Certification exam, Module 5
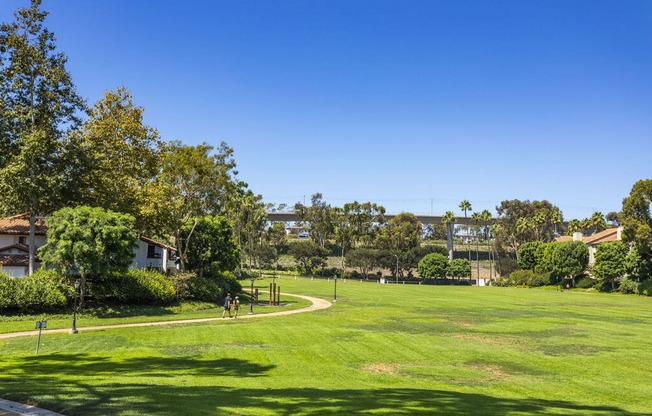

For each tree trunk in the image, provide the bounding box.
[28,208,36,275]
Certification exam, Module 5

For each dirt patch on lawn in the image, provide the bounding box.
[363,363,401,374]
[468,363,511,382]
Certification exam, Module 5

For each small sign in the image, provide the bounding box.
[35,320,47,329]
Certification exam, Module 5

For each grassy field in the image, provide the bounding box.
[1,278,652,415]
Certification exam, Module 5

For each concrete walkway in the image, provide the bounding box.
[0,292,332,415]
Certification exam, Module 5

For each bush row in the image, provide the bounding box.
[0,268,243,313]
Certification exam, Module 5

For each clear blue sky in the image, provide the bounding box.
[2,0,651,220]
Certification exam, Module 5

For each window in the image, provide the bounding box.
[18,236,26,245]
[147,244,161,259]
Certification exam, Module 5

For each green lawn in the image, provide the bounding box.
[1,278,651,415]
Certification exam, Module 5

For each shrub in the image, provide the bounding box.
[91,269,175,305]
[638,279,652,296]
[0,272,17,309]
[576,277,597,289]
[618,277,639,294]
[186,270,242,302]
[12,270,70,312]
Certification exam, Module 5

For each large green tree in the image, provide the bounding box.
[294,193,333,248]
[40,206,137,305]
[65,87,162,229]
[494,199,562,258]
[154,141,238,270]
[375,212,422,252]
[621,179,652,279]
[418,253,448,279]
[179,215,240,278]
[551,241,589,286]
[592,241,628,291]
[0,0,86,274]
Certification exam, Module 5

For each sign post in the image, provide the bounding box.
[35,320,47,354]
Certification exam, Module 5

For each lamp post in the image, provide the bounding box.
[394,254,399,284]
[70,279,80,334]
[333,272,337,302]
[249,277,254,315]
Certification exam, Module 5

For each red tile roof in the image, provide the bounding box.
[0,254,29,267]
[0,213,47,235]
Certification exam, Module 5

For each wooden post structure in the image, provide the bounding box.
[276,285,281,305]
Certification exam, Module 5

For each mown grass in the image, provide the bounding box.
[1,277,651,415]
[0,287,309,334]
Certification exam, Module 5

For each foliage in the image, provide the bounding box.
[509,269,549,287]
[288,241,329,274]
[447,258,471,279]
[345,248,379,278]
[3,270,70,312]
[517,241,543,270]
[493,199,563,257]
[294,193,333,247]
[592,241,628,291]
[180,215,240,278]
[40,206,137,303]
[638,279,652,296]
[0,0,86,273]
[621,179,652,279]
[551,241,589,285]
[90,269,175,305]
[339,201,386,248]
[155,141,238,270]
[617,277,639,294]
[418,253,448,278]
[375,212,422,251]
[64,87,162,232]
[576,277,597,289]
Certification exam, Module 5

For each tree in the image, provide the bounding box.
[551,241,589,286]
[581,212,607,235]
[345,248,379,278]
[441,211,457,260]
[494,199,562,259]
[341,201,386,248]
[480,209,494,279]
[375,212,422,252]
[65,87,162,229]
[418,253,448,279]
[620,179,652,279]
[459,200,472,262]
[155,141,238,270]
[294,193,333,247]
[40,206,137,306]
[592,241,628,291]
[179,215,240,278]
[288,241,328,274]
[0,0,86,274]
[518,241,544,270]
[447,258,472,281]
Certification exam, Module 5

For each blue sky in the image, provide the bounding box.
[2,0,651,220]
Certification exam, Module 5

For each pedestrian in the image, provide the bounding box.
[222,293,232,318]
[233,296,241,318]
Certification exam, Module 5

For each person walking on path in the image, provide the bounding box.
[222,293,232,318]
[233,296,241,318]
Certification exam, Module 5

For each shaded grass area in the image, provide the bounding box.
[1,278,652,415]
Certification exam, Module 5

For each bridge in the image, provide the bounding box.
[266,212,494,226]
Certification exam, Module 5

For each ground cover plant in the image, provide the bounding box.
[1,278,651,415]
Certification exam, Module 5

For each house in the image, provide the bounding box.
[0,213,177,277]
[555,226,623,265]
[0,214,47,277]
[132,235,178,274]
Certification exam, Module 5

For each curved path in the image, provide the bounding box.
[0,292,331,340]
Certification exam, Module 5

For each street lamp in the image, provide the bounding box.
[70,278,80,334]
[249,277,254,315]
[394,254,399,284]
[333,272,337,302]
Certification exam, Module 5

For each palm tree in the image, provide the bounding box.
[471,211,482,280]
[459,200,473,262]
[441,211,457,261]
[480,210,493,280]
